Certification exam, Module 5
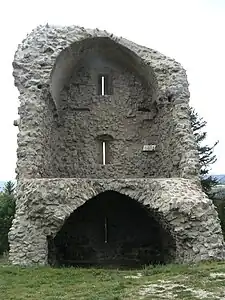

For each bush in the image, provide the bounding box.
[0,182,16,255]
[213,198,225,238]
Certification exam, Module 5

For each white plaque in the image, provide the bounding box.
[143,144,156,152]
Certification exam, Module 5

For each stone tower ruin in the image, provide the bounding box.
[9,25,224,266]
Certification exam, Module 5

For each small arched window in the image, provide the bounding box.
[96,134,113,165]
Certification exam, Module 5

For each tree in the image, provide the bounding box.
[3,181,15,195]
[189,108,225,238]
[0,182,16,255]
[190,107,219,195]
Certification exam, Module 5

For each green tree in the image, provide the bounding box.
[190,108,219,195]
[0,182,16,255]
[190,108,225,237]
[3,181,15,195]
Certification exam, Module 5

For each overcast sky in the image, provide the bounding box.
[0,0,224,180]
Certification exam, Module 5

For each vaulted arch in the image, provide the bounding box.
[48,190,176,267]
[50,37,158,110]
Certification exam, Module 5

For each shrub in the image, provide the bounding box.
[0,182,16,255]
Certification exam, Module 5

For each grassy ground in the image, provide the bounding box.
[1,258,225,300]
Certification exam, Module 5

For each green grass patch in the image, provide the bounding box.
[0,260,225,299]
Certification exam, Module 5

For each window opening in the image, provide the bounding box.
[97,134,113,165]
[102,141,106,165]
[101,76,105,95]
[98,74,110,95]
[104,216,108,243]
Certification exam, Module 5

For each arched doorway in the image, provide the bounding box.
[48,191,175,267]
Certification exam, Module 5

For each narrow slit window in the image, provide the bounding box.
[97,134,113,164]
[101,76,105,95]
[102,141,106,165]
[98,74,110,95]
[104,216,108,243]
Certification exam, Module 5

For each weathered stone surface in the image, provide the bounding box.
[9,178,224,265]
[9,24,225,265]
[13,24,198,180]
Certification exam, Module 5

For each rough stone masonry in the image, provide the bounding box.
[9,24,225,266]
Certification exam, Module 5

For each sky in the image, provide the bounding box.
[0,0,224,180]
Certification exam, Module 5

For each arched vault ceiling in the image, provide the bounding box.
[13,25,190,109]
[50,37,157,108]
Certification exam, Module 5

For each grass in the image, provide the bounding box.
[0,258,225,299]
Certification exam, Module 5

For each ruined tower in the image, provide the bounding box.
[9,25,224,266]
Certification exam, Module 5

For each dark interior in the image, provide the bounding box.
[48,191,176,268]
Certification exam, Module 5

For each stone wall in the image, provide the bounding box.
[50,56,162,178]
[10,25,224,266]
[16,88,56,178]
[9,178,225,265]
[13,24,199,180]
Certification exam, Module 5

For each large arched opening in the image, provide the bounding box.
[48,191,176,267]
[50,37,158,110]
